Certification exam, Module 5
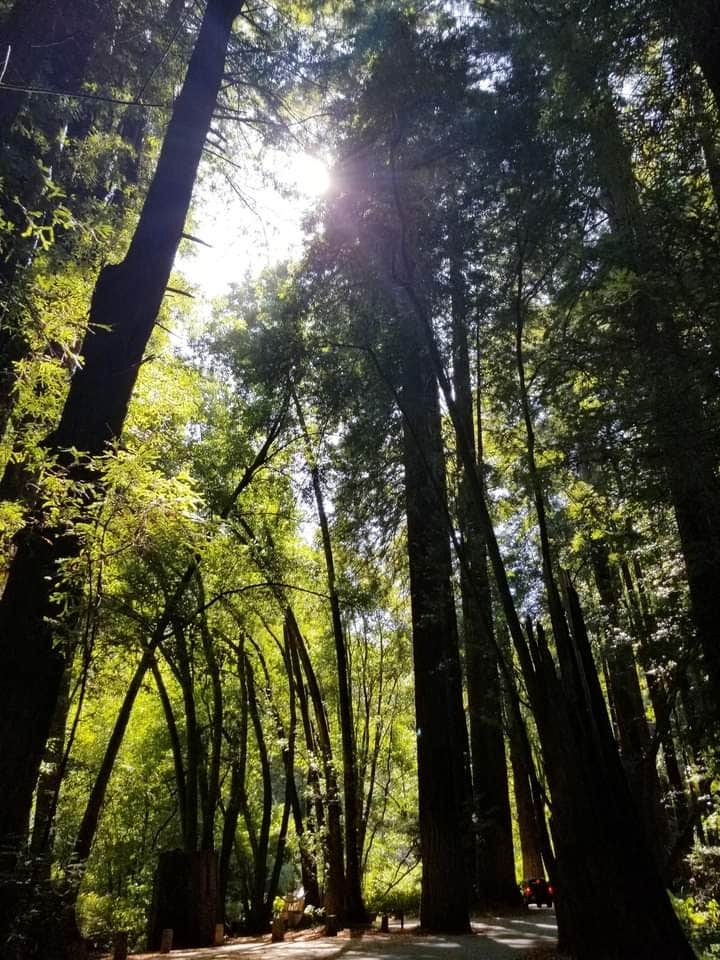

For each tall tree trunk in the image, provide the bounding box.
[242,652,274,933]
[248,639,296,924]
[389,190,694,957]
[293,391,366,925]
[449,243,517,909]
[619,558,689,833]
[0,0,243,888]
[397,301,472,934]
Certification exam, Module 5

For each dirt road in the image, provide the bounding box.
[132,911,558,960]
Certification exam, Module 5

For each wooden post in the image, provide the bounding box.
[271,917,285,942]
[160,928,173,953]
[325,915,339,936]
[214,923,224,946]
[112,931,129,960]
[380,915,389,933]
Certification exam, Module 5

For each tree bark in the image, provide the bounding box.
[397,301,472,933]
[147,849,219,949]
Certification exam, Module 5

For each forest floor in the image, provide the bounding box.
[124,911,559,960]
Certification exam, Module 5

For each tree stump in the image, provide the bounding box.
[112,930,129,960]
[146,850,219,950]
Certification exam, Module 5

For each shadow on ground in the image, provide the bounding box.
[127,913,558,960]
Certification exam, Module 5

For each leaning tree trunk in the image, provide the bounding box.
[0,0,243,895]
[449,241,517,910]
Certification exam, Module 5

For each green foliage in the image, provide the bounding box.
[672,893,720,958]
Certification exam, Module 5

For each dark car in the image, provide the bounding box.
[520,877,555,908]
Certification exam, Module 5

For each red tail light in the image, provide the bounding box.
[524,887,532,895]
[547,885,555,895]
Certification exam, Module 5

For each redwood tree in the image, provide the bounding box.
[0,0,244,910]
